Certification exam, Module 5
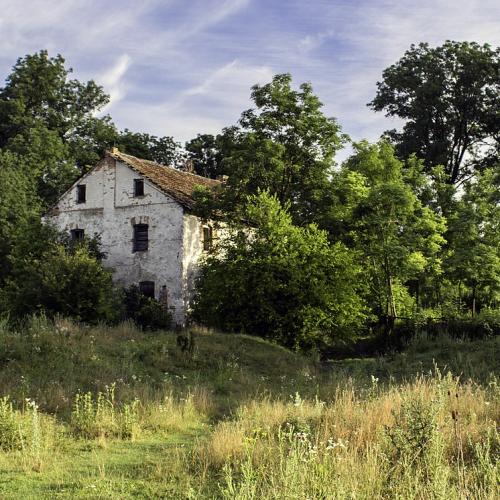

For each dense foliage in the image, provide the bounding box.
[0,43,498,348]
[0,226,120,322]
[369,41,499,185]
[123,285,172,331]
[194,74,346,225]
[329,142,447,324]
[193,192,366,350]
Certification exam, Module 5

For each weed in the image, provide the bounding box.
[0,396,20,451]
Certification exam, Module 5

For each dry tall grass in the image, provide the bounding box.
[197,371,499,499]
[0,317,498,497]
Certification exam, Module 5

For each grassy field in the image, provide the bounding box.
[0,317,498,498]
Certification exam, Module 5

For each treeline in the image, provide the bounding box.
[0,43,498,350]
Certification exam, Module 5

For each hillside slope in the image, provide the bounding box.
[0,319,497,499]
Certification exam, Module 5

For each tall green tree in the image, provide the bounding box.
[208,74,346,224]
[192,191,367,350]
[0,151,40,285]
[369,41,500,185]
[6,125,77,206]
[117,129,184,167]
[0,51,116,203]
[446,168,500,315]
[331,141,446,325]
[185,133,225,178]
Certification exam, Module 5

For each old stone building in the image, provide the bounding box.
[46,148,220,325]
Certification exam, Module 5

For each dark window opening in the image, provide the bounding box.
[76,184,86,204]
[70,228,85,242]
[134,179,144,197]
[133,224,149,252]
[203,226,213,251]
[139,281,155,298]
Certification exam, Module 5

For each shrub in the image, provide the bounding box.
[192,192,367,351]
[71,384,140,440]
[123,285,172,330]
[0,395,56,471]
[0,396,20,451]
[1,241,122,323]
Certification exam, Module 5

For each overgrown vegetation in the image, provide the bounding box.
[0,43,497,351]
[0,27,497,500]
[123,285,172,331]
[193,191,367,349]
[191,47,498,349]
[0,318,497,498]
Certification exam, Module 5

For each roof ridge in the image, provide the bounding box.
[107,149,220,210]
[110,150,218,184]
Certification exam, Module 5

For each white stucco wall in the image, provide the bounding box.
[182,215,207,315]
[47,155,199,325]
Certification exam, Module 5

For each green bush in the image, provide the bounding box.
[71,384,140,440]
[123,285,172,331]
[0,396,20,451]
[1,226,122,324]
[193,192,367,351]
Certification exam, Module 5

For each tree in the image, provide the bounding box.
[331,141,446,327]
[0,151,40,285]
[446,168,500,315]
[6,124,77,206]
[185,133,223,178]
[123,285,172,330]
[192,191,367,350]
[369,41,500,185]
[207,74,346,224]
[117,129,184,167]
[1,224,121,323]
[0,51,116,203]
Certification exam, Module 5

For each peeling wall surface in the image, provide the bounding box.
[182,214,206,316]
[47,155,207,325]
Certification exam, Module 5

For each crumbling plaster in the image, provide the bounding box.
[47,155,207,325]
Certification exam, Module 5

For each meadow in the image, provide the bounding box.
[0,317,498,499]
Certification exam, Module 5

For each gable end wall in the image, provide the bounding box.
[47,155,198,325]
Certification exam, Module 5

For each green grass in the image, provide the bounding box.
[0,317,498,498]
[0,433,205,499]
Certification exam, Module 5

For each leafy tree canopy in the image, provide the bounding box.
[446,167,500,313]
[203,74,347,225]
[117,129,184,167]
[369,41,500,185]
[192,191,367,350]
[330,141,447,321]
[0,51,117,205]
[185,133,227,178]
[0,51,115,165]
[0,151,40,285]
[0,221,120,323]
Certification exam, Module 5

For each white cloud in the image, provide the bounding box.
[112,60,274,142]
[0,0,498,151]
[183,60,272,100]
[292,0,500,144]
[298,30,335,53]
[97,54,132,111]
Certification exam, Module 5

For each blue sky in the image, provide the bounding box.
[1,0,499,159]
